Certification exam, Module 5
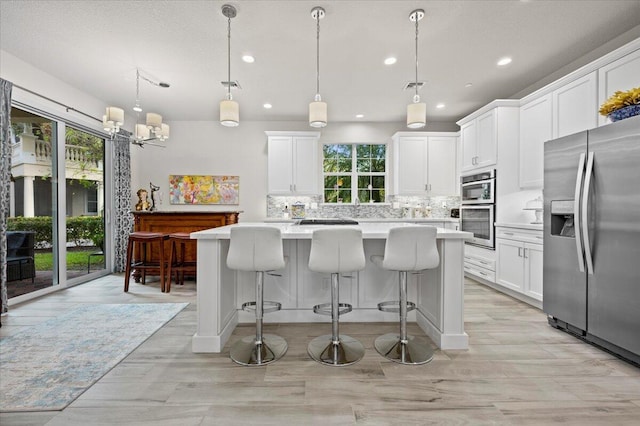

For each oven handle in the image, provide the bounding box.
[461,178,495,188]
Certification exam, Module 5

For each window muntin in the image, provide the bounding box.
[322,143,386,203]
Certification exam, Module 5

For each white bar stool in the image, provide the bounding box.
[371,226,440,365]
[227,226,288,366]
[307,227,366,366]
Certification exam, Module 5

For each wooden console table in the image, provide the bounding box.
[131,211,240,282]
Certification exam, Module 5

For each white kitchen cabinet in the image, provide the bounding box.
[460,109,497,173]
[495,227,543,301]
[392,132,457,196]
[598,48,640,126]
[553,71,597,138]
[464,244,496,283]
[266,131,320,195]
[459,106,520,174]
[519,94,552,189]
[444,221,459,231]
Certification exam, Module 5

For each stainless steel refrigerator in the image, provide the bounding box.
[543,115,640,365]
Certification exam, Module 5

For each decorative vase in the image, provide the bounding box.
[608,104,640,122]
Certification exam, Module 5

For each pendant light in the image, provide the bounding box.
[220,4,239,127]
[407,9,426,129]
[309,6,327,128]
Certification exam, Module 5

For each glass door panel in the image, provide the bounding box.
[64,126,106,280]
[8,107,58,298]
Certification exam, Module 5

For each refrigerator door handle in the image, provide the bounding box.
[582,151,595,275]
[574,152,586,273]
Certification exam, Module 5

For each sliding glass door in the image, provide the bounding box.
[7,106,108,300]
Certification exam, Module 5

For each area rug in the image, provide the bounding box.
[0,303,188,412]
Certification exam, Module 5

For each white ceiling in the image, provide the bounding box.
[2,0,640,126]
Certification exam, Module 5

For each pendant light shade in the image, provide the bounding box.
[220,97,240,127]
[406,9,426,129]
[309,96,327,128]
[220,4,239,127]
[407,101,427,129]
[309,7,327,128]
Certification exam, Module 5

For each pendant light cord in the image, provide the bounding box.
[227,15,232,99]
[414,16,419,101]
[316,12,320,97]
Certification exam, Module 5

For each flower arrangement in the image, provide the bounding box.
[599,87,640,121]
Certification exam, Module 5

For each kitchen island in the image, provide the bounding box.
[190,222,472,353]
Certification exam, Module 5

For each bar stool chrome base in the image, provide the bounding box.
[374,333,434,365]
[230,334,288,366]
[307,335,365,366]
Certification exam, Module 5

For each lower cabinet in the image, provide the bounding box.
[495,227,543,301]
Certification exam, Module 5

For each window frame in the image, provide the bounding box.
[321,142,388,204]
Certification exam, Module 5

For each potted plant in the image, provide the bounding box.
[599,86,640,122]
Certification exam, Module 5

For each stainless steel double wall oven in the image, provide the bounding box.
[460,169,496,249]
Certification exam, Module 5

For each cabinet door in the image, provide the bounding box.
[395,136,428,195]
[496,238,524,292]
[524,243,543,301]
[519,94,552,189]
[267,137,293,194]
[553,72,597,138]
[444,221,459,231]
[460,121,477,172]
[476,109,497,169]
[598,49,640,126]
[292,136,319,194]
[427,136,457,195]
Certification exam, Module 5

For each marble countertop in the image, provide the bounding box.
[495,222,543,231]
[192,222,472,240]
[263,217,459,223]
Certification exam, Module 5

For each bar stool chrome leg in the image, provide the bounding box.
[374,271,434,365]
[230,271,287,366]
[308,273,365,366]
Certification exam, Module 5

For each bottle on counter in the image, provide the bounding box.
[283,204,290,219]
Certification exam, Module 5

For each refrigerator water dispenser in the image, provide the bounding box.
[550,200,575,237]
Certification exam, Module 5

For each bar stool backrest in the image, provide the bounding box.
[309,227,365,273]
[227,226,285,272]
[382,226,439,271]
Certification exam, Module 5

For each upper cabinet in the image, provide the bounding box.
[457,102,520,175]
[553,72,597,138]
[598,49,640,126]
[392,132,458,196]
[266,131,320,195]
[519,94,552,189]
[460,109,497,173]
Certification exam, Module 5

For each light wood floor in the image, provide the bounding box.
[1,275,639,425]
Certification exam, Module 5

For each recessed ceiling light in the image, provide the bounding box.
[436,103,445,109]
[263,103,272,109]
[355,114,364,118]
[465,82,473,88]
[384,57,397,65]
[242,55,255,63]
[497,57,512,66]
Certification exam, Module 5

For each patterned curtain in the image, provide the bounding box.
[1,78,13,314]
[113,132,133,272]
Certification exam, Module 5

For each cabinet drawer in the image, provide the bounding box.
[496,228,543,244]
[464,254,496,271]
[464,264,496,282]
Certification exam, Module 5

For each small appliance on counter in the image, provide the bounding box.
[290,202,306,219]
[523,196,543,224]
[450,208,459,218]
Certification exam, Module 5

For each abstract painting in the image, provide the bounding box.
[169,175,239,205]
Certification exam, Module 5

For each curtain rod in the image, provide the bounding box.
[12,83,102,124]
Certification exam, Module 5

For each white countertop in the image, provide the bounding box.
[495,222,543,231]
[192,222,472,240]
[263,217,459,223]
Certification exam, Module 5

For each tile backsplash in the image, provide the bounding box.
[267,194,460,219]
